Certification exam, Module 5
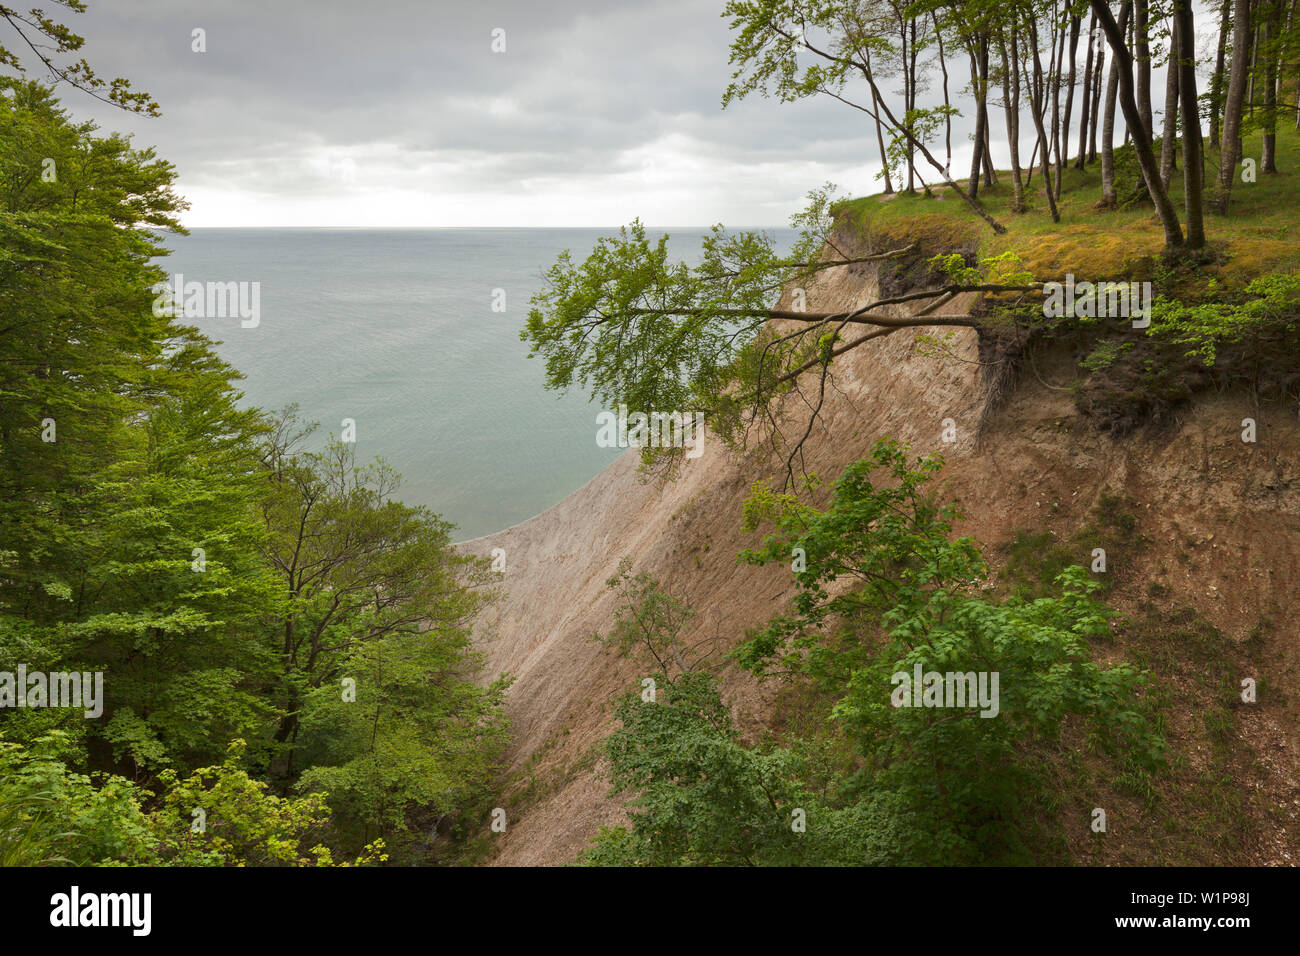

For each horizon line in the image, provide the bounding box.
[177,223,797,230]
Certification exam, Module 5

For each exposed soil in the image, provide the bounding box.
[460,237,1300,867]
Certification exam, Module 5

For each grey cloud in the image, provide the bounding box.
[25,0,988,222]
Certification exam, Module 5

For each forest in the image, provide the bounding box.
[2,0,1298,868]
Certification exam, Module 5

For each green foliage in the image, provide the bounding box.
[259,421,511,860]
[742,442,1164,861]
[0,83,511,866]
[591,556,702,676]
[0,787,70,866]
[0,733,153,865]
[737,439,983,682]
[524,219,766,403]
[148,740,383,866]
[1079,338,1135,372]
[1109,141,1153,210]
[0,79,276,772]
[1149,271,1300,365]
[0,734,386,866]
[721,0,894,112]
[583,670,800,865]
[294,626,511,861]
[582,670,912,866]
[882,107,957,187]
[521,187,854,465]
[0,4,159,113]
[928,250,1035,288]
[589,442,1165,865]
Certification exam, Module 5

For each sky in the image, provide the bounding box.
[16,0,1208,227]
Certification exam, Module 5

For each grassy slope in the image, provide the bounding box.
[824,128,1300,865]
[836,127,1300,289]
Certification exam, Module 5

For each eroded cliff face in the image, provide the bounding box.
[462,225,1300,867]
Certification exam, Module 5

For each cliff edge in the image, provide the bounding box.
[463,221,1300,866]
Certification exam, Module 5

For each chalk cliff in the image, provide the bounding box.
[462,221,1300,866]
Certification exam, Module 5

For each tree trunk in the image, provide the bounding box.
[899,15,914,192]
[1289,0,1300,132]
[873,92,895,192]
[983,110,999,185]
[1077,14,1096,167]
[1028,17,1062,221]
[1135,0,1154,137]
[1247,16,1259,122]
[1284,0,1299,135]
[1217,0,1252,213]
[1210,0,1232,146]
[857,66,1009,232]
[1174,0,1206,248]
[1062,14,1081,183]
[1090,0,1185,250]
[908,18,919,191]
[1002,29,1027,210]
[969,34,989,198]
[933,12,953,175]
[1089,42,1104,161]
[867,51,895,194]
[1051,16,1068,199]
[1100,0,1131,207]
[1262,0,1282,172]
[1123,12,1135,148]
[1161,16,1181,189]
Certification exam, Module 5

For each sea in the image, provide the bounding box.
[159,227,794,540]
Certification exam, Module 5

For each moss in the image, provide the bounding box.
[1079,338,1134,372]
[838,127,1300,284]
[997,489,1141,600]
[837,129,1300,437]
[999,530,1077,599]
[1100,605,1261,864]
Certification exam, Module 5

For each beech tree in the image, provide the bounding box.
[0,2,157,113]
[999,25,1028,210]
[259,416,499,777]
[1075,12,1096,168]
[722,0,1009,233]
[1217,0,1254,212]
[584,443,1166,866]
[1172,0,1205,248]
[1020,0,1062,222]
[1258,0,1289,172]
[1160,10,1180,188]
[1090,0,1188,251]
[1098,0,1131,208]
[1058,11,1081,199]
[1208,0,1231,148]
[524,190,1038,481]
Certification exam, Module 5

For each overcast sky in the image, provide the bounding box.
[36,0,864,226]
[24,0,1204,227]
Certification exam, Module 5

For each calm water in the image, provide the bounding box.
[159,228,793,540]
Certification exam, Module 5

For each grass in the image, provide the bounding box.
[835,126,1300,289]
[1026,501,1265,863]
[997,488,1142,600]
[835,127,1300,433]
[1033,600,1264,866]
[1118,605,1262,864]
[747,133,1295,865]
